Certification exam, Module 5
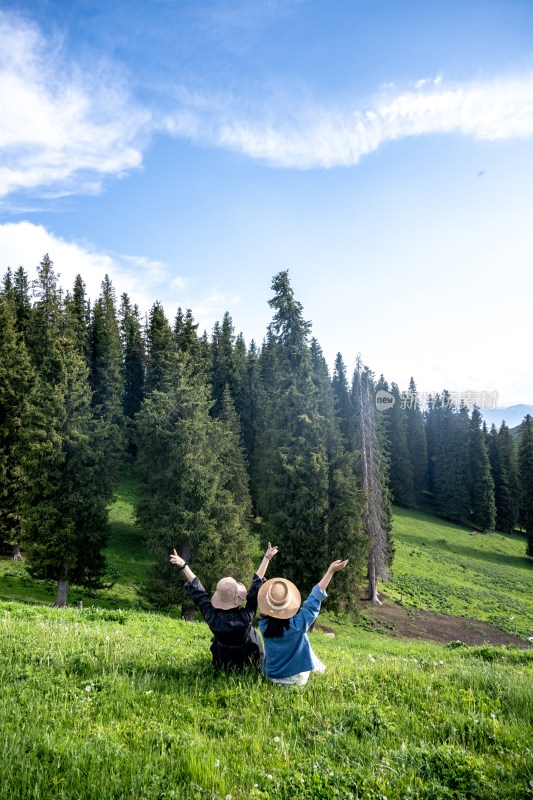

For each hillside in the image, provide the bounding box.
[1,598,532,800]
[1,477,533,798]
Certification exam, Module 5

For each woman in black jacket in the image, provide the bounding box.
[170,543,278,673]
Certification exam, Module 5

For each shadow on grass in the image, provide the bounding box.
[397,532,533,573]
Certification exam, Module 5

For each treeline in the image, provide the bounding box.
[0,260,393,609]
[1,257,531,610]
[382,384,533,556]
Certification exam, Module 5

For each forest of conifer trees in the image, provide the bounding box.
[1,256,532,609]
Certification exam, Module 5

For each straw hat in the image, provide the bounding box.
[211,577,247,610]
[258,578,301,619]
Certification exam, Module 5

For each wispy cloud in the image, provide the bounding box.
[0,11,150,200]
[183,73,533,168]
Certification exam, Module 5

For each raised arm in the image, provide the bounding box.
[256,542,278,580]
[170,549,196,583]
[317,559,349,593]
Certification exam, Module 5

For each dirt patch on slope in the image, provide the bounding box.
[360,594,530,649]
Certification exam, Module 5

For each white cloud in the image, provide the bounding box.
[0,221,238,333]
[169,72,533,168]
[0,11,151,199]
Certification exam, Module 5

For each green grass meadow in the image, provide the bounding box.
[386,508,533,640]
[1,475,533,799]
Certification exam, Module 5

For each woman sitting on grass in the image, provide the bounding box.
[257,559,348,686]
[170,543,278,673]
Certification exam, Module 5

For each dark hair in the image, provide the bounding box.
[261,615,291,638]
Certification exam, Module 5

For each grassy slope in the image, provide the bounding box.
[1,601,532,800]
[384,508,533,640]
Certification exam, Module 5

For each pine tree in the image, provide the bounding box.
[428,395,470,523]
[18,338,110,607]
[174,307,200,361]
[351,358,392,603]
[27,254,63,370]
[136,359,253,613]
[518,414,533,557]
[145,302,176,395]
[63,275,90,361]
[89,275,126,475]
[0,296,34,559]
[210,312,236,415]
[119,293,145,420]
[488,422,519,533]
[387,383,415,507]
[469,406,496,529]
[331,352,352,446]
[405,377,427,507]
[310,339,366,611]
[257,273,330,593]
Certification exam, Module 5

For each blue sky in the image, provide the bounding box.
[1,0,532,407]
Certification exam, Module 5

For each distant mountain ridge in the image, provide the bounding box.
[480,404,533,430]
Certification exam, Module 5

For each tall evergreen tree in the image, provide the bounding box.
[405,377,427,507]
[469,406,496,529]
[387,382,414,507]
[351,358,392,603]
[63,275,90,361]
[331,352,352,446]
[488,422,519,533]
[136,359,254,613]
[18,338,110,607]
[119,293,145,420]
[518,414,533,557]
[427,395,470,523]
[145,302,176,395]
[27,254,63,370]
[89,275,126,475]
[257,273,330,593]
[211,312,236,415]
[0,296,34,559]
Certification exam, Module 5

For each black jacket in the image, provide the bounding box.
[184,574,265,672]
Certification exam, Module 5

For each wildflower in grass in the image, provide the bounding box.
[145,690,152,695]
[491,713,496,719]
[274,736,280,743]
[85,685,91,692]
[225,795,232,800]
[214,760,220,768]
[267,774,273,779]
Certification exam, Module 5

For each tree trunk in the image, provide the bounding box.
[12,544,23,561]
[368,558,382,605]
[54,579,69,608]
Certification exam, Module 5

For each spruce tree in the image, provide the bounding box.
[27,254,63,371]
[518,414,533,557]
[89,275,126,475]
[405,377,427,507]
[136,358,254,613]
[387,382,414,507]
[257,273,330,593]
[0,296,34,559]
[488,423,519,533]
[63,275,90,361]
[331,352,352,446]
[351,358,392,603]
[428,395,470,523]
[119,293,145,420]
[18,338,110,607]
[145,301,176,395]
[469,406,496,529]
[210,312,236,415]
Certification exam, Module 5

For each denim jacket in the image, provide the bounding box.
[258,584,327,679]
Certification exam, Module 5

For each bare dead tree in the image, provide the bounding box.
[353,356,390,604]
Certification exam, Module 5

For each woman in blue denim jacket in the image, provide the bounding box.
[257,559,348,686]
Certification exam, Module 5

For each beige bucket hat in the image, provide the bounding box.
[258,578,301,619]
[211,577,247,610]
